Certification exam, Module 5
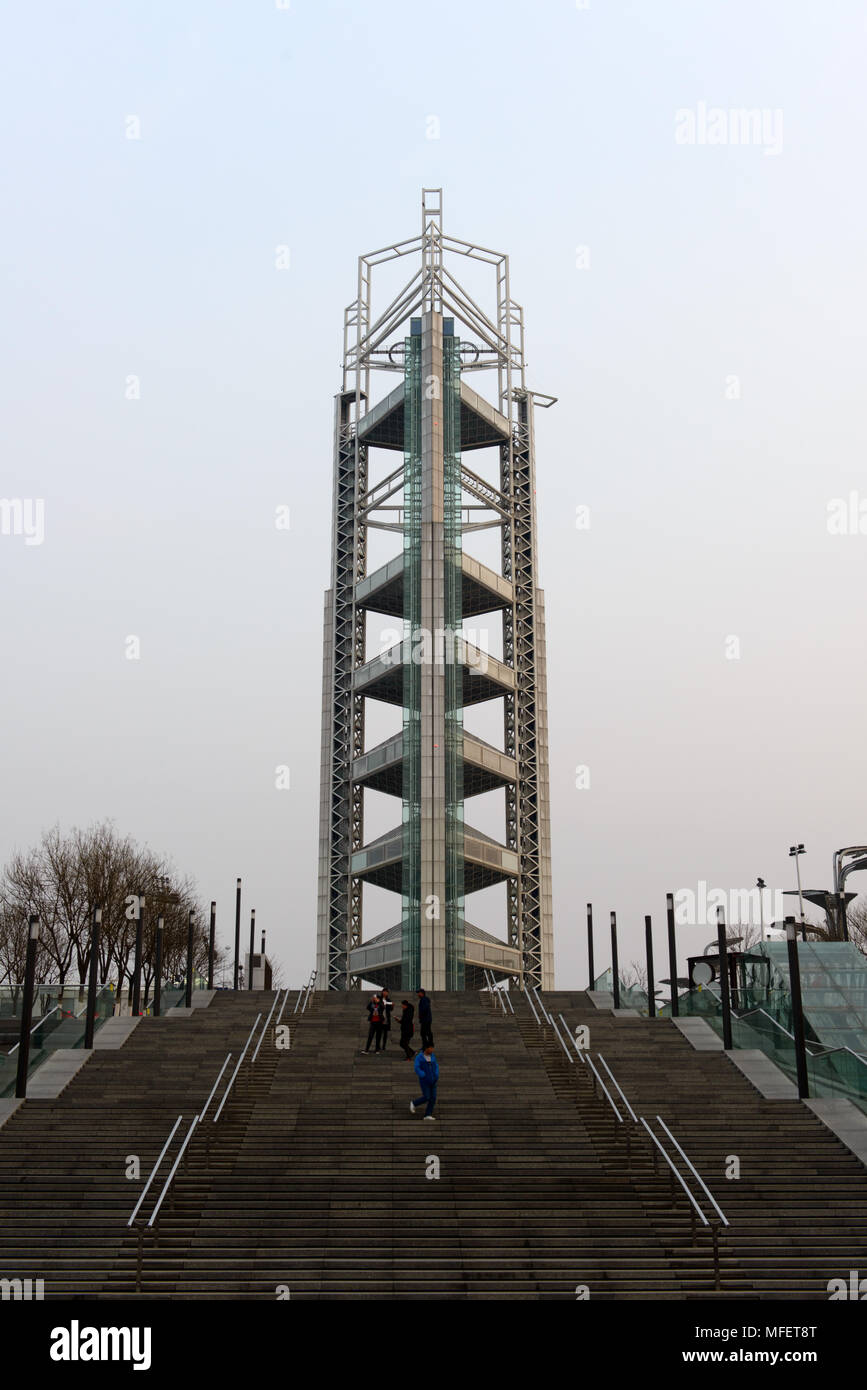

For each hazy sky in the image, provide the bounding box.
[2,0,865,990]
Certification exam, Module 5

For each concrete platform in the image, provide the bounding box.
[93,1017,141,1049]
[587,991,614,1010]
[0,1098,23,1130]
[806,1097,867,1169]
[672,1016,723,1050]
[725,1048,798,1099]
[23,1049,91,1099]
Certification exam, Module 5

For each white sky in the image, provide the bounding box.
[2,0,865,988]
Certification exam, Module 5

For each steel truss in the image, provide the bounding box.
[317,191,555,990]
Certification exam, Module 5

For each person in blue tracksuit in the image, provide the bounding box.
[410,1044,439,1120]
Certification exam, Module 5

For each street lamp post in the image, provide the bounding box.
[131,894,145,1017]
[666,892,679,1018]
[610,911,620,1010]
[789,844,806,939]
[756,877,766,943]
[185,910,194,1009]
[716,906,733,1051]
[248,909,256,990]
[84,905,102,1049]
[154,917,164,1017]
[15,917,40,1099]
[586,904,594,990]
[644,915,656,1019]
[207,902,216,990]
[234,878,242,991]
[785,916,810,1099]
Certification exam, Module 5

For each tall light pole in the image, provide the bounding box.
[757,877,766,943]
[789,844,806,936]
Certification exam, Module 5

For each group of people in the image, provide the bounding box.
[361,987,439,1119]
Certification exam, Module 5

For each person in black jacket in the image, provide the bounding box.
[398,1000,415,1059]
[416,988,433,1048]
[380,988,394,1050]
[362,993,384,1054]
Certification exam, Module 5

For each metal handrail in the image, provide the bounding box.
[8,1004,61,1052]
[703,992,867,1069]
[274,988,290,1028]
[655,1116,729,1227]
[127,1114,184,1226]
[550,1014,575,1063]
[523,984,542,1026]
[737,1006,867,1067]
[503,988,515,1015]
[252,989,282,1064]
[584,1054,623,1121]
[293,986,304,1014]
[640,1117,708,1226]
[212,1012,262,1122]
[532,985,551,1024]
[557,1013,586,1064]
[597,1053,638,1122]
[198,1053,232,1121]
[301,971,317,1013]
[485,970,507,1015]
[147,1115,198,1227]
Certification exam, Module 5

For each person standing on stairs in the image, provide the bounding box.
[417,988,433,1048]
[380,988,394,1050]
[398,999,415,1059]
[410,1044,439,1120]
[362,993,384,1054]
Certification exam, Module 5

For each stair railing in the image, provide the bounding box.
[212,1013,262,1122]
[532,985,552,1024]
[597,1053,638,1122]
[640,1117,708,1227]
[483,969,507,1015]
[557,1013,586,1065]
[148,1116,199,1227]
[654,1116,729,1227]
[252,989,284,1064]
[301,970,317,1014]
[127,1115,184,1227]
[522,983,542,1026]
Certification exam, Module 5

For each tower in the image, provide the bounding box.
[316,191,554,992]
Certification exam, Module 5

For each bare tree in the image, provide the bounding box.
[0,823,211,1003]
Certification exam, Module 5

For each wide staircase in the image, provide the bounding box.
[0,987,864,1299]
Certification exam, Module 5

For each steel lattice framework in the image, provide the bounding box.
[316,192,555,992]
